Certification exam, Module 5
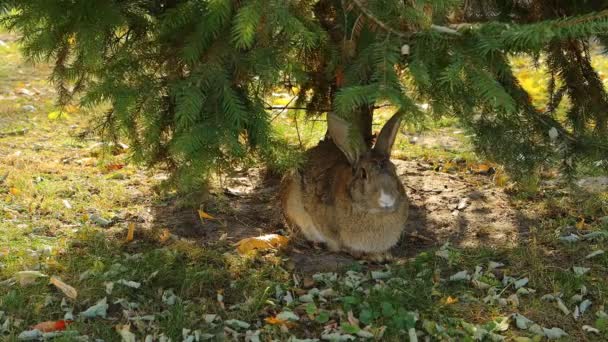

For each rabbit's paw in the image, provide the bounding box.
[365,252,394,263]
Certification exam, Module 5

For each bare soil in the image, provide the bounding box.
[146,158,533,274]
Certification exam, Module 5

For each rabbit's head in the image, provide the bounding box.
[328,112,405,214]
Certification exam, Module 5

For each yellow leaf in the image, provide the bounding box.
[235,234,289,255]
[9,187,20,195]
[126,223,135,242]
[443,296,459,305]
[50,276,78,299]
[576,218,585,230]
[48,111,69,120]
[159,228,171,243]
[265,316,295,327]
[65,105,79,114]
[198,209,215,221]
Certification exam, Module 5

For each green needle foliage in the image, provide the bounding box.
[1,0,607,189]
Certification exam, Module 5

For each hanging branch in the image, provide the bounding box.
[350,0,461,38]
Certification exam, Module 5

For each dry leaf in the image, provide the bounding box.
[65,105,79,114]
[15,271,47,286]
[105,163,124,172]
[443,296,458,305]
[80,297,108,318]
[159,229,171,243]
[235,234,289,255]
[575,218,585,230]
[116,324,136,342]
[126,223,135,243]
[265,316,293,327]
[9,187,20,196]
[198,209,215,221]
[50,276,78,299]
[32,320,70,333]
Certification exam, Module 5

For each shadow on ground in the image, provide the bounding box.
[145,159,537,274]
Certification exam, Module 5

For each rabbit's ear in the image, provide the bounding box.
[373,112,402,158]
[327,112,367,165]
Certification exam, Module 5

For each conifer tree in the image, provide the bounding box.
[1,0,607,189]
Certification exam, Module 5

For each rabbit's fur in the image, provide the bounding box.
[281,112,408,258]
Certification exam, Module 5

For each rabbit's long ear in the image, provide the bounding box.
[373,112,402,158]
[327,112,367,165]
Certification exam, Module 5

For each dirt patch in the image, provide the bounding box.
[145,160,533,273]
[148,168,285,242]
[395,159,531,253]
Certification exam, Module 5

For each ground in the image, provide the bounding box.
[1,33,608,342]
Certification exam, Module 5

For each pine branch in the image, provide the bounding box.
[350,0,461,38]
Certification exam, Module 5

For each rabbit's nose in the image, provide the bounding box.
[378,190,396,208]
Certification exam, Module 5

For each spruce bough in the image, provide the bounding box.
[2,0,607,189]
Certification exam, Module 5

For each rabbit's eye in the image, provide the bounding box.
[360,167,368,180]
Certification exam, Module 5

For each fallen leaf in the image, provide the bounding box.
[116,324,136,342]
[225,319,250,330]
[579,299,592,314]
[80,297,108,318]
[105,163,124,172]
[264,316,295,328]
[573,266,590,276]
[582,231,608,240]
[198,209,215,221]
[582,325,599,334]
[488,261,505,270]
[513,314,534,330]
[116,279,141,289]
[558,234,580,243]
[15,271,47,286]
[371,270,391,280]
[585,250,604,259]
[203,314,217,324]
[159,229,171,243]
[443,296,459,305]
[90,214,112,227]
[235,234,289,255]
[126,223,135,243]
[299,294,314,303]
[548,127,559,140]
[449,270,470,281]
[50,277,77,299]
[62,199,72,209]
[320,332,355,341]
[435,249,450,260]
[47,111,69,120]
[507,294,520,307]
[64,105,79,114]
[575,218,585,230]
[556,298,570,315]
[32,320,70,333]
[162,289,177,306]
[472,280,492,289]
[514,278,529,289]
[543,327,568,340]
[9,187,20,196]
[276,311,299,321]
[105,282,114,295]
[17,329,42,341]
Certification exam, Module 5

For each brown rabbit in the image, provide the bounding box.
[281,111,408,261]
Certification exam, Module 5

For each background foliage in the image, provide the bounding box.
[2,0,608,189]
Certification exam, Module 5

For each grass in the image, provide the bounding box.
[1,34,608,341]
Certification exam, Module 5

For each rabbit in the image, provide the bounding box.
[280,111,408,261]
